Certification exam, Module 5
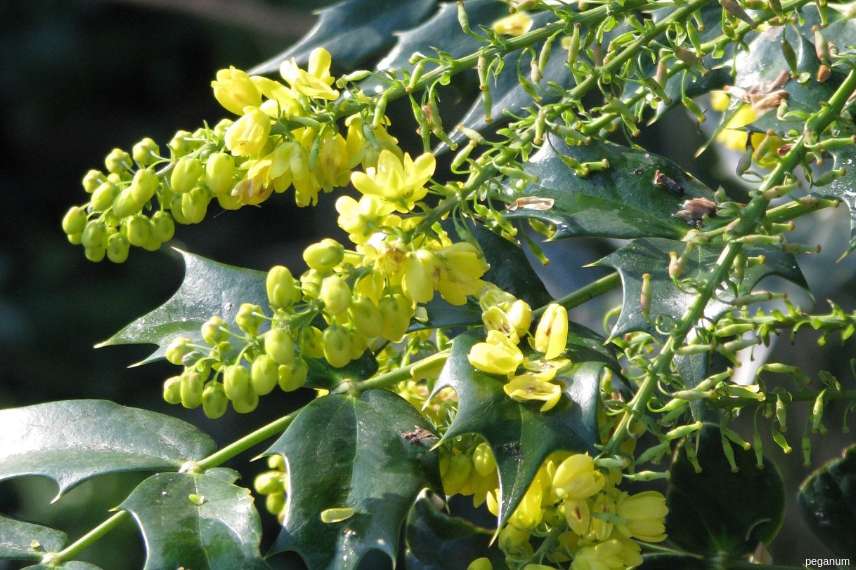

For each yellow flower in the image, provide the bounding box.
[335,195,395,244]
[468,330,524,376]
[571,539,642,570]
[436,242,489,305]
[503,373,562,412]
[402,249,438,304]
[590,493,616,541]
[616,491,668,543]
[211,66,261,115]
[251,76,301,118]
[508,299,533,336]
[552,454,604,500]
[280,47,339,100]
[350,150,436,212]
[492,12,533,36]
[562,498,591,536]
[225,107,271,157]
[534,303,569,360]
[509,479,543,529]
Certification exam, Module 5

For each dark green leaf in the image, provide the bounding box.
[97,249,266,366]
[431,329,610,526]
[23,562,103,570]
[798,444,856,552]
[639,554,705,570]
[0,515,66,561]
[250,0,437,75]
[667,425,785,557]
[0,400,215,498]
[814,147,856,256]
[120,469,267,570]
[504,135,714,240]
[593,237,807,337]
[362,0,508,92]
[404,491,506,570]
[447,14,571,148]
[268,390,440,570]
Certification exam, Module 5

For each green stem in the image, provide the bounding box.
[351,350,450,393]
[195,412,297,471]
[42,511,129,567]
[602,68,856,456]
[534,272,621,317]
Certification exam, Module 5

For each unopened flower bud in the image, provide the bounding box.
[90,181,119,212]
[507,300,533,336]
[132,137,160,167]
[62,206,88,235]
[202,382,228,419]
[165,336,192,365]
[205,152,235,196]
[130,168,159,204]
[171,157,203,194]
[151,211,175,243]
[223,364,251,401]
[303,238,345,272]
[180,371,204,409]
[534,303,569,360]
[265,328,294,365]
[235,303,264,335]
[349,296,382,338]
[163,376,182,405]
[251,354,279,395]
[82,169,106,193]
[126,215,153,248]
[266,265,301,308]
[232,391,259,414]
[278,358,308,392]
[106,233,129,264]
[211,66,261,115]
[104,148,132,174]
[323,325,352,368]
[201,316,228,345]
[320,275,351,316]
[82,220,107,249]
[379,294,412,341]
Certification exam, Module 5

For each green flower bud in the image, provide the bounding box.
[349,296,382,338]
[111,189,143,218]
[82,169,106,193]
[251,354,279,395]
[180,371,204,409]
[163,376,183,405]
[300,269,323,299]
[265,492,285,514]
[232,391,259,414]
[90,181,119,212]
[106,233,130,264]
[266,265,301,308]
[267,454,285,471]
[265,328,294,365]
[67,232,83,245]
[132,137,160,167]
[130,168,159,204]
[303,238,345,272]
[223,364,251,400]
[171,157,203,194]
[62,206,88,235]
[84,245,106,263]
[201,316,228,345]
[205,152,235,196]
[104,148,132,174]
[380,294,412,342]
[180,187,210,224]
[152,211,176,242]
[165,337,193,365]
[254,471,284,495]
[126,215,153,248]
[212,119,233,138]
[168,130,194,158]
[81,220,108,249]
[472,442,496,477]
[467,558,493,570]
[320,275,351,316]
[236,303,264,335]
[278,358,308,392]
[323,325,352,368]
[299,326,324,359]
[202,382,228,419]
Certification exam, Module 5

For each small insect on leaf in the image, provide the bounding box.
[674,197,717,227]
[506,197,556,212]
[320,507,355,524]
[652,170,684,195]
[187,493,206,506]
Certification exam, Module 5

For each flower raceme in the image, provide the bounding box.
[61,47,404,263]
[449,451,668,569]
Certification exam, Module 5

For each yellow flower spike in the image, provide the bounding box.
[534,303,569,360]
[224,107,271,158]
[402,249,438,304]
[616,490,668,543]
[280,47,339,101]
[468,330,524,376]
[491,12,533,36]
[562,498,591,536]
[211,66,261,115]
[503,373,562,412]
[552,454,605,500]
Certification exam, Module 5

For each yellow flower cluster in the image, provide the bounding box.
[468,293,571,412]
[450,452,667,570]
[440,440,500,508]
[62,47,404,262]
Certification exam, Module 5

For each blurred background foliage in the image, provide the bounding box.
[0,1,852,568]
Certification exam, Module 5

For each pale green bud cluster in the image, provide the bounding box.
[253,454,288,523]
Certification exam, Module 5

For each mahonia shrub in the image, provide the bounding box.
[5,0,856,569]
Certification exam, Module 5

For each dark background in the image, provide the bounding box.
[0,1,853,568]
